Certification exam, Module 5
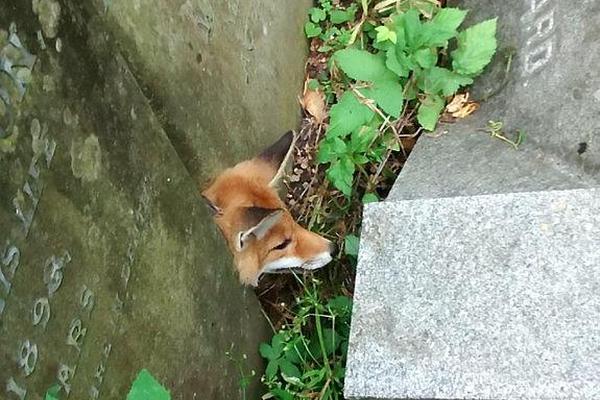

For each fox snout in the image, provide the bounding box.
[201,131,336,286]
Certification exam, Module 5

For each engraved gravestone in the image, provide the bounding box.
[0,2,289,399]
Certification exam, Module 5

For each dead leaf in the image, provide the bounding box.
[445,93,469,113]
[300,89,326,124]
[452,102,480,118]
[445,92,480,119]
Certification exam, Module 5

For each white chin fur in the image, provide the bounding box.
[261,252,333,274]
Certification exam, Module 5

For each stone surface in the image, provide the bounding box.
[388,0,600,201]
[79,0,312,181]
[345,188,600,400]
[0,2,282,398]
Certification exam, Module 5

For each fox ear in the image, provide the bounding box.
[257,131,296,187]
[236,207,284,251]
[200,193,222,216]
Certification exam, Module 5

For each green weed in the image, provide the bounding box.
[260,278,352,400]
[226,346,257,400]
[309,2,498,196]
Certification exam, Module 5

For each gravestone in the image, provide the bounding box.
[79,0,312,181]
[346,0,600,399]
[388,0,600,201]
[347,189,600,399]
[0,0,313,398]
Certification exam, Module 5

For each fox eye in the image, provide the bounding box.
[272,239,291,251]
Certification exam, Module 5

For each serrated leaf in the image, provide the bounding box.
[402,8,423,48]
[265,359,279,380]
[316,136,348,164]
[413,48,437,69]
[375,26,397,44]
[334,48,388,82]
[326,156,355,196]
[344,234,360,257]
[361,79,404,118]
[350,126,376,153]
[417,94,445,131]
[451,18,497,75]
[421,7,467,47]
[418,66,473,96]
[259,343,276,360]
[330,7,356,24]
[279,359,302,379]
[326,91,375,137]
[309,7,326,23]
[304,22,322,38]
[385,47,409,78]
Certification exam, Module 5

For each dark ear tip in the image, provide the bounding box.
[258,130,296,163]
[200,193,222,216]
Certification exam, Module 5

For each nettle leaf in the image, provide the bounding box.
[327,156,355,196]
[385,47,409,78]
[350,126,376,154]
[330,5,357,24]
[375,26,397,44]
[402,8,424,48]
[421,7,467,47]
[334,48,388,82]
[451,18,497,76]
[413,48,437,69]
[361,79,404,118]
[418,66,473,96]
[344,234,360,258]
[304,22,322,38]
[417,94,445,131]
[309,7,327,23]
[326,91,375,137]
[317,135,348,164]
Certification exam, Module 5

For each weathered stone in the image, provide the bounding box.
[78,0,312,181]
[348,2,600,399]
[1,2,275,398]
[346,188,600,400]
[388,0,600,201]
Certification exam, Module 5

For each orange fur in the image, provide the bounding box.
[202,132,334,286]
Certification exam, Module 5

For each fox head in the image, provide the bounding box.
[202,131,335,286]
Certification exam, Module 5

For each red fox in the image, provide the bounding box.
[201,131,335,286]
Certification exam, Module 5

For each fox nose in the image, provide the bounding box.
[328,241,337,255]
